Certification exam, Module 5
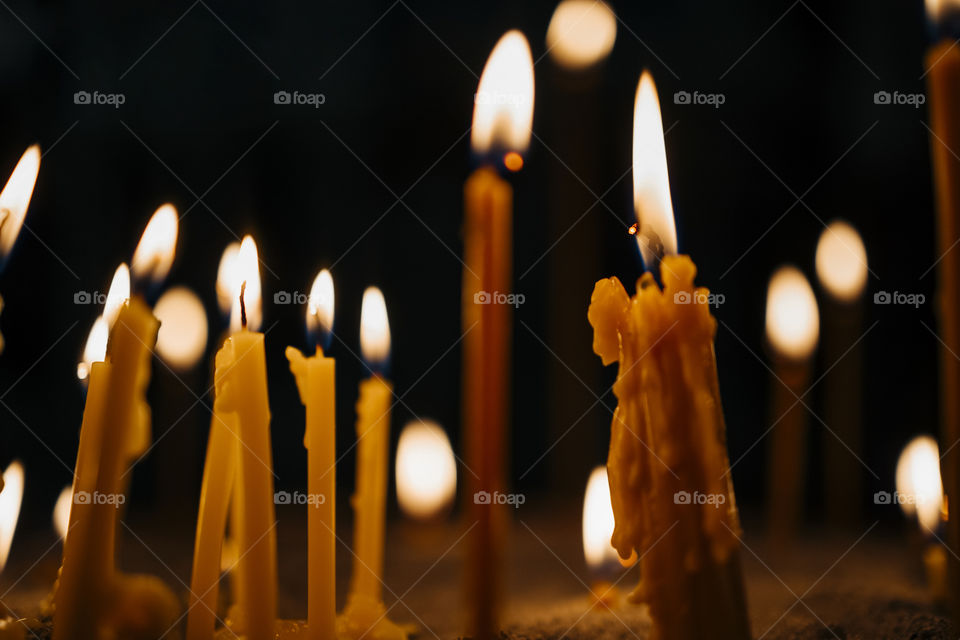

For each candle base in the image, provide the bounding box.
[337,594,413,640]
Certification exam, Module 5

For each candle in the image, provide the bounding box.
[815,220,868,527]
[340,287,406,640]
[924,0,960,621]
[55,204,179,640]
[395,420,456,521]
[0,144,40,354]
[187,236,273,640]
[0,461,24,574]
[285,269,336,640]
[586,71,750,640]
[463,31,533,640]
[764,265,819,543]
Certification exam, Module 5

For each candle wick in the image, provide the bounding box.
[240,281,248,329]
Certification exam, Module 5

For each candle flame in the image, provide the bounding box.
[306,269,335,340]
[0,461,24,573]
[155,286,208,371]
[927,0,960,22]
[896,436,944,534]
[471,30,535,161]
[216,242,242,315]
[582,466,621,570]
[131,203,178,286]
[815,220,868,303]
[395,420,457,520]
[103,263,131,328]
[546,0,617,70]
[229,236,262,332]
[0,145,40,260]
[765,266,819,361]
[77,316,109,380]
[360,286,390,366]
[53,485,72,541]
[632,71,678,268]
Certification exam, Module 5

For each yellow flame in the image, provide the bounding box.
[77,316,109,380]
[53,485,72,541]
[229,235,262,332]
[896,436,944,534]
[582,466,619,569]
[471,30,535,156]
[765,266,819,361]
[131,203,178,285]
[360,286,390,365]
[0,461,23,572]
[216,242,242,315]
[154,286,208,371]
[632,71,678,267]
[927,0,960,21]
[306,269,335,338]
[0,145,40,258]
[103,263,130,328]
[395,420,457,520]
[815,220,868,303]
[546,0,617,70]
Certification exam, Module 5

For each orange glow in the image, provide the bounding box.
[53,485,72,541]
[927,0,960,21]
[395,420,457,519]
[229,235,262,332]
[360,286,390,366]
[765,266,819,361]
[154,286,208,371]
[582,466,621,570]
[632,71,677,267]
[216,242,242,315]
[503,151,524,172]
[815,220,868,302]
[0,461,23,573]
[0,145,40,259]
[471,30,535,156]
[546,0,617,70]
[131,203,178,285]
[896,436,944,534]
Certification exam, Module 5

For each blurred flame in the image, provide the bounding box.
[216,242,241,315]
[815,220,868,303]
[546,0,617,70]
[582,466,620,570]
[896,436,944,534]
[0,145,40,259]
[77,316,109,381]
[229,236,262,332]
[53,485,72,541]
[765,266,819,361]
[471,30,535,157]
[0,461,23,572]
[154,286,208,371]
[131,204,178,285]
[103,263,130,328]
[632,71,678,268]
[927,0,960,22]
[395,420,457,520]
[360,286,390,366]
[306,269,335,339]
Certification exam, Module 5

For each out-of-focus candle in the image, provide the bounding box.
[896,436,947,601]
[395,420,456,520]
[546,0,616,70]
[582,466,618,571]
[0,461,24,573]
[815,221,868,303]
[53,485,72,541]
[216,242,242,316]
[154,286,208,371]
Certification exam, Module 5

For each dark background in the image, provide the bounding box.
[0,0,938,543]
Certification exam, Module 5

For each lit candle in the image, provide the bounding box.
[55,204,180,640]
[764,265,819,543]
[0,461,24,574]
[581,466,631,611]
[0,145,40,354]
[339,287,406,640]
[923,0,960,621]
[815,220,868,526]
[153,286,208,372]
[395,419,456,521]
[285,269,336,640]
[463,31,534,640]
[586,71,750,640]
[77,264,130,382]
